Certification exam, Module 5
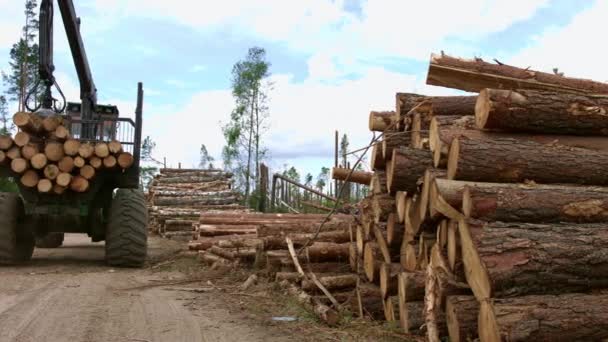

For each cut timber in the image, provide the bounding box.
[395,93,427,129]
[0,135,13,150]
[56,173,72,187]
[280,281,340,326]
[379,262,401,298]
[78,143,94,159]
[447,221,459,271]
[431,179,465,221]
[108,140,123,154]
[0,151,6,164]
[10,158,28,174]
[477,88,608,135]
[369,111,395,132]
[445,296,478,342]
[198,225,256,237]
[386,212,404,247]
[207,246,256,261]
[58,156,74,173]
[388,147,432,193]
[369,171,387,195]
[63,139,80,156]
[419,169,447,220]
[31,153,47,170]
[117,152,134,169]
[13,112,43,134]
[20,170,39,188]
[6,146,21,159]
[410,112,425,149]
[395,191,408,223]
[460,219,608,298]
[383,132,410,161]
[257,221,350,237]
[73,156,85,168]
[14,131,40,147]
[80,165,96,180]
[43,164,60,180]
[371,194,395,223]
[301,274,358,292]
[44,141,64,162]
[103,155,117,169]
[87,156,102,169]
[331,167,372,185]
[94,143,110,158]
[21,143,40,160]
[51,126,69,141]
[428,96,477,117]
[448,136,608,185]
[480,293,608,342]
[70,176,89,193]
[426,53,608,94]
[42,115,63,132]
[153,195,238,207]
[53,184,67,195]
[37,179,53,193]
[363,242,382,282]
[263,230,351,250]
[304,242,350,263]
[459,179,608,223]
[371,142,384,170]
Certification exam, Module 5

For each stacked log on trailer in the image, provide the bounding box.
[147,168,247,239]
[0,112,135,194]
[339,53,608,341]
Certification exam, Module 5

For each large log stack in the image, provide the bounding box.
[340,53,608,341]
[1,112,135,195]
[147,168,246,238]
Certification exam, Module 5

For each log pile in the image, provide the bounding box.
[341,54,608,341]
[1,112,135,194]
[147,168,246,238]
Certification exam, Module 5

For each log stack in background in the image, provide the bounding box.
[1,111,135,195]
[341,53,608,341]
[147,168,246,239]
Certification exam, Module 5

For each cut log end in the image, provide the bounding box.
[475,89,491,129]
[11,158,28,174]
[70,176,90,193]
[56,173,72,187]
[44,164,60,180]
[80,165,96,180]
[37,179,53,193]
[447,138,460,180]
[64,139,81,156]
[118,153,134,169]
[20,170,39,188]
[45,142,65,162]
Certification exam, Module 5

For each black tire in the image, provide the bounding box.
[35,233,65,248]
[0,193,34,264]
[105,189,148,267]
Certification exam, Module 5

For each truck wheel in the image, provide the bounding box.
[35,233,65,248]
[105,189,147,267]
[0,193,35,264]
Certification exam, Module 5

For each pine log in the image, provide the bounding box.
[428,96,477,117]
[263,230,351,250]
[103,155,117,169]
[42,115,63,132]
[382,132,410,160]
[419,169,447,221]
[7,146,21,159]
[386,212,404,247]
[477,88,608,135]
[395,191,408,223]
[0,151,6,164]
[369,171,387,195]
[43,164,60,180]
[331,167,372,185]
[154,195,238,206]
[88,156,102,169]
[108,140,123,154]
[73,156,85,168]
[14,131,40,147]
[460,219,608,299]
[207,246,256,261]
[395,93,427,130]
[280,281,340,326]
[363,242,382,282]
[198,225,257,237]
[370,142,384,170]
[80,165,96,180]
[56,173,72,187]
[199,212,336,221]
[480,293,608,342]
[448,136,608,185]
[44,141,64,162]
[387,147,432,193]
[198,251,232,266]
[21,143,40,160]
[20,170,39,188]
[445,296,478,342]
[57,156,74,173]
[78,143,94,159]
[426,53,608,94]
[400,239,418,272]
[70,176,89,193]
[373,224,392,263]
[50,126,69,141]
[355,224,367,255]
[13,112,43,134]
[447,221,459,271]
[371,194,395,223]
[63,139,80,156]
[0,135,13,150]
[379,262,402,298]
[410,112,427,149]
[37,179,53,193]
[430,179,465,221]
[53,184,67,195]
[94,143,110,158]
[31,153,48,170]
[369,111,396,132]
[266,243,350,264]
[301,274,358,292]
[10,158,28,174]
[153,174,230,184]
[256,221,350,237]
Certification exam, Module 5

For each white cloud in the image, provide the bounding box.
[510,1,608,83]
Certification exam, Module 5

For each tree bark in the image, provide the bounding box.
[301,274,358,292]
[445,296,478,342]
[280,281,341,326]
[198,225,257,236]
[263,230,351,249]
[428,96,477,117]
[371,142,384,170]
[395,93,427,130]
[371,194,395,223]
[460,219,608,299]
[369,111,396,132]
[153,174,230,184]
[448,136,608,185]
[154,195,238,206]
[382,132,410,160]
[45,141,64,162]
[331,167,372,185]
[369,171,387,194]
[480,293,608,342]
[387,147,432,193]
[379,262,402,298]
[386,212,404,247]
[256,221,350,237]
[477,88,608,135]
[206,246,256,261]
[426,53,608,94]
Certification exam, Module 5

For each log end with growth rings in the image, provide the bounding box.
[447,138,460,180]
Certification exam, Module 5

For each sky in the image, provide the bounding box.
[0,0,605,179]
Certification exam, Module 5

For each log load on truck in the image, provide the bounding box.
[0,0,147,267]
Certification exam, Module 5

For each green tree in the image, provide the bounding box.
[140,136,158,190]
[222,47,271,203]
[3,0,39,112]
[340,133,349,167]
[0,95,13,134]
[316,167,330,193]
[199,144,215,169]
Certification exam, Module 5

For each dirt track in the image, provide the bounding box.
[0,234,295,342]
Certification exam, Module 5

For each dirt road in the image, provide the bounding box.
[0,234,295,342]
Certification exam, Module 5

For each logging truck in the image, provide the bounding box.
[0,0,147,266]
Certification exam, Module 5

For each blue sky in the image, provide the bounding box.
[0,0,605,179]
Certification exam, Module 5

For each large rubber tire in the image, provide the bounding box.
[35,233,65,248]
[105,189,148,267]
[0,193,34,264]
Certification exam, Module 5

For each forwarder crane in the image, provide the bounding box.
[0,0,147,267]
